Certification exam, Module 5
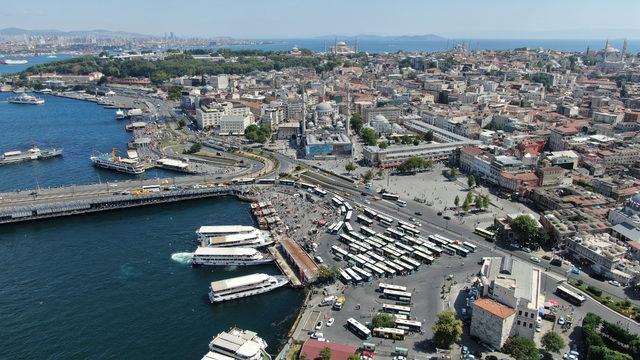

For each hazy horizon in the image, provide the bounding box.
[2,0,640,40]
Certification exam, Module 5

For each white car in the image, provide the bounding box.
[557,317,565,325]
[530,256,541,263]
[315,321,323,330]
[608,280,622,287]
[326,318,335,327]
[310,332,324,339]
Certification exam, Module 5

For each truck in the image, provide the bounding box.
[332,297,346,310]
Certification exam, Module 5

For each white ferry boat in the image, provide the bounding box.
[208,273,289,303]
[196,226,273,248]
[8,93,45,105]
[115,109,126,119]
[205,327,270,360]
[192,247,272,266]
[0,146,63,165]
[90,148,145,175]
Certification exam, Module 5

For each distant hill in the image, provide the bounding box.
[313,34,445,41]
[0,28,154,39]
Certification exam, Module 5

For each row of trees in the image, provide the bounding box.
[396,156,434,174]
[581,313,639,360]
[453,192,491,213]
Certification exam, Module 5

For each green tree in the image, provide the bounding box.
[467,175,476,188]
[319,347,331,360]
[372,313,396,328]
[376,169,385,178]
[424,130,434,142]
[177,119,186,129]
[360,128,379,146]
[362,170,374,183]
[502,336,538,360]
[474,195,484,211]
[541,331,565,354]
[431,310,463,349]
[317,266,341,284]
[462,198,471,213]
[481,195,491,209]
[378,141,388,149]
[449,167,459,179]
[350,113,364,133]
[347,355,361,360]
[510,215,541,246]
[345,162,357,174]
[454,195,460,208]
[183,143,202,154]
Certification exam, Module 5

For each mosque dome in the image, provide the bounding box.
[316,102,333,112]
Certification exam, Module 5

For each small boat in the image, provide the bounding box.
[8,93,45,105]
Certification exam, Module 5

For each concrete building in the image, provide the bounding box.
[219,115,253,135]
[304,133,352,158]
[196,102,254,129]
[473,256,544,346]
[207,75,229,90]
[470,298,516,350]
[363,106,402,122]
[565,233,632,284]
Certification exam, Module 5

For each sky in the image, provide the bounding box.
[2,0,640,39]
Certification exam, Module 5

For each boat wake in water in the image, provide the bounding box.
[171,252,194,265]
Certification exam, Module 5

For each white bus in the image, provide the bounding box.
[386,228,405,240]
[363,263,385,278]
[462,241,477,253]
[382,193,400,201]
[331,245,349,259]
[331,197,343,207]
[382,303,411,315]
[375,262,397,277]
[373,327,405,340]
[339,268,352,283]
[142,185,161,192]
[345,268,362,283]
[383,289,412,303]
[357,215,374,226]
[331,221,344,234]
[352,266,373,281]
[377,215,394,227]
[364,208,378,219]
[556,285,586,306]
[344,202,353,211]
[344,222,354,233]
[314,187,328,197]
[474,227,496,241]
[379,283,408,292]
[412,250,435,264]
[345,210,353,221]
[347,318,371,339]
[400,225,420,236]
[401,255,421,269]
[429,234,452,247]
[395,319,422,332]
[360,226,377,237]
[396,200,407,207]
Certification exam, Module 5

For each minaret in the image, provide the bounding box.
[334,37,338,55]
[301,84,306,135]
[346,82,351,137]
[622,39,628,60]
[604,39,609,61]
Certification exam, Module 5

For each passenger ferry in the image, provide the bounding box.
[8,93,45,105]
[205,327,270,360]
[196,225,273,248]
[115,109,126,119]
[192,247,273,266]
[0,146,62,165]
[90,148,145,175]
[208,273,289,303]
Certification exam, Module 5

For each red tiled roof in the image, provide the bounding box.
[300,339,358,360]
[474,298,516,319]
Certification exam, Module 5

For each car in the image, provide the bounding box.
[557,317,565,325]
[361,192,368,196]
[365,200,371,204]
[414,211,423,216]
[437,212,443,216]
[461,346,469,355]
[530,256,541,263]
[314,256,324,264]
[310,332,323,339]
[522,247,532,253]
[550,258,563,266]
[535,324,541,332]
[315,321,323,330]
[409,217,416,222]
[608,280,622,287]
[570,267,581,275]
[326,318,334,327]
[443,215,451,220]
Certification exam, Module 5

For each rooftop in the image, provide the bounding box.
[473,297,516,319]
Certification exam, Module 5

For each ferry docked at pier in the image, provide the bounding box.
[90,148,145,174]
[8,93,45,105]
[191,247,273,266]
[115,109,126,119]
[208,273,289,303]
[0,59,28,65]
[196,225,274,248]
[0,146,63,165]
[204,327,270,360]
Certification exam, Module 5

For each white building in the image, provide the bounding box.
[196,102,254,129]
[219,115,253,135]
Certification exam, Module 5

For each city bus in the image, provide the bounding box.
[347,318,371,339]
[360,226,377,237]
[382,193,400,201]
[386,228,405,240]
[441,245,456,256]
[339,233,355,244]
[556,285,586,306]
[384,260,405,274]
[421,241,443,256]
[364,208,378,219]
[350,231,366,241]
[345,210,353,221]
[392,259,414,273]
[232,178,256,185]
[401,255,421,269]
[400,225,420,236]
[345,268,362,283]
[395,319,422,332]
[383,289,412,303]
[363,263,385,278]
[462,241,477,253]
[379,283,408,292]
[357,215,374,226]
[331,197,343,207]
[332,221,344,234]
[142,185,161,192]
[396,199,407,207]
[375,233,395,244]
[429,234,453,247]
[398,220,415,229]
[367,251,385,263]
[382,303,411,316]
[331,245,349,259]
[352,267,373,282]
[278,179,295,186]
[412,250,435,264]
[395,242,415,254]
[375,262,396,277]
[256,178,276,184]
[344,202,353,212]
[339,268,352,283]
[313,187,328,197]
[349,243,366,254]
[344,222,354,233]
[449,244,470,257]
[474,227,496,241]
[373,327,405,340]
[377,215,394,227]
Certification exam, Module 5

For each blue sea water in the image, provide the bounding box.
[0,54,76,75]
[0,197,304,359]
[225,38,640,54]
[0,93,178,192]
